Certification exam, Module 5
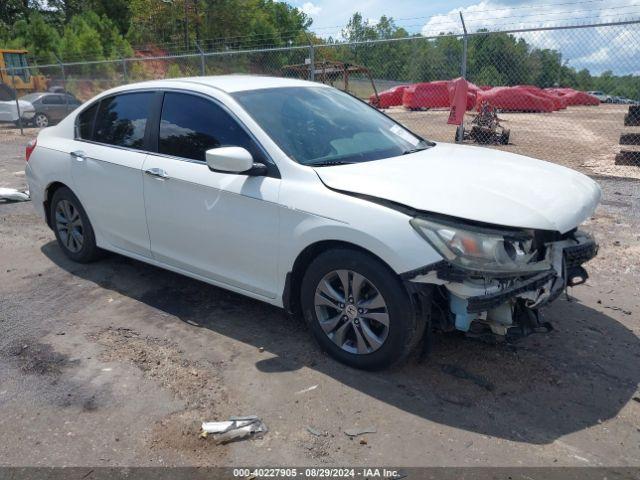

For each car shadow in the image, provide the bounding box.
[42,242,640,445]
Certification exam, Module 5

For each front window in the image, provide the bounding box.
[43,95,64,105]
[3,53,30,82]
[158,92,261,162]
[233,87,430,166]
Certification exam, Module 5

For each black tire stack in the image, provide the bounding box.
[616,105,640,166]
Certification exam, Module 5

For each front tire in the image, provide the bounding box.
[301,248,424,370]
[50,187,101,263]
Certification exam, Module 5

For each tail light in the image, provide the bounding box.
[26,138,37,162]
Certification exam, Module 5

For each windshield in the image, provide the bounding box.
[233,87,431,166]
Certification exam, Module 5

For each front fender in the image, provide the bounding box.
[278,182,443,278]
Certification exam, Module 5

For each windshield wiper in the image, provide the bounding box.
[307,160,357,167]
[402,147,429,155]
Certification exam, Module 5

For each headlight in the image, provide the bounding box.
[410,217,551,274]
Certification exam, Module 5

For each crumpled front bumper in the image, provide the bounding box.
[405,230,598,332]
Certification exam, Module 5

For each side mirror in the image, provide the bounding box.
[206,147,253,173]
[205,147,267,176]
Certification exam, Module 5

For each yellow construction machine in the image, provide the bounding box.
[0,49,48,99]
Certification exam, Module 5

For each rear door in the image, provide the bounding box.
[69,91,155,257]
[41,94,65,121]
[142,91,281,298]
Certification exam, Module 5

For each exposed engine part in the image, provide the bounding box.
[506,300,554,341]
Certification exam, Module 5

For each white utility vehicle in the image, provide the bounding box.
[0,99,35,125]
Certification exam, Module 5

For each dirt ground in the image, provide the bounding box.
[1,105,639,468]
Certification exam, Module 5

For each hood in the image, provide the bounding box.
[17,100,35,112]
[314,142,601,233]
[0,100,35,112]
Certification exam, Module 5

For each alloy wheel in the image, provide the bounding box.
[35,113,49,128]
[314,269,389,354]
[55,199,84,253]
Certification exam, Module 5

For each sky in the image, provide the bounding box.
[289,0,640,74]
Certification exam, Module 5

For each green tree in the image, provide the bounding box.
[0,0,32,26]
[468,32,529,85]
[4,12,61,62]
[574,68,592,91]
[475,65,506,86]
[528,48,562,88]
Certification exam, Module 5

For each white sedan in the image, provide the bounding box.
[0,99,35,125]
[25,76,600,370]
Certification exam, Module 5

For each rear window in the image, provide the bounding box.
[93,92,154,149]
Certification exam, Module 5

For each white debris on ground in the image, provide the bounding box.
[200,415,267,444]
[0,187,30,202]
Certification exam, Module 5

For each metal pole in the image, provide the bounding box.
[304,31,315,82]
[457,11,468,143]
[309,44,315,82]
[54,54,69,117]
[122,57,128,82]
[10,67,24,135]
[459,11,468,79]
[184,0,189,49]
[196,41,205,75]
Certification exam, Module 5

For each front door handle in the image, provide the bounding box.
[144,167,169,179]
[70,150,86,161]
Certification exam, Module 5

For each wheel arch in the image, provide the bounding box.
[43,181,71,228]
[283,239,402,318]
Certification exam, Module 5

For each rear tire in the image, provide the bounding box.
[34,113,49,128]
[300,248,424,370]
[50,187,101,263]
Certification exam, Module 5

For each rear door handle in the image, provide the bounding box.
[70,150,86,161]
[144,167,169,179]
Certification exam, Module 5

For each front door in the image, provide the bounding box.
[142,92,281,299]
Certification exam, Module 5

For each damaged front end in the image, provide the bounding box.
[405,216,598,340]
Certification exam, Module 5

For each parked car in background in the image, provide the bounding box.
[25,76,600,370]
[0,99,35,126]
[587,90,612,103]
[20,92,81,128]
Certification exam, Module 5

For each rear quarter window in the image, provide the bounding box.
[77,102,99,140]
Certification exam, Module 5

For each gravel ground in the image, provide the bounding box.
[1,108,639,468]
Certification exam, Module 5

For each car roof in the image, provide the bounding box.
[26,91,72,98]
[21,92,45,100]
[105,75,328,95]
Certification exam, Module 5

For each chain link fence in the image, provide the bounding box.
[2,19,639,174]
